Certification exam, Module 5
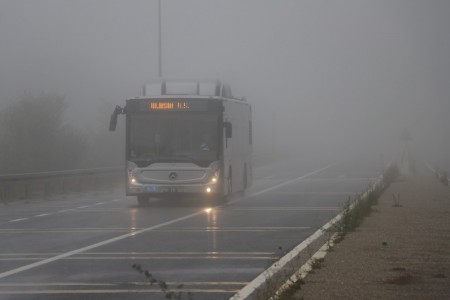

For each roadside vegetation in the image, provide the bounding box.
[0,93,87,173]
[270,163,400,300]
[0,92,124,175]
[132,264,194,300]
[327,163,399,239]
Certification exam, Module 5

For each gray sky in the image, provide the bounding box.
[1,0,449,166]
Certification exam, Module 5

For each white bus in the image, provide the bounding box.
[109,80,252,205]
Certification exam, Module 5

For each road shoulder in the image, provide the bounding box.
[290,175,450,300]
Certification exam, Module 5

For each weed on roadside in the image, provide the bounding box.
[392,193,402,207]
[132,264,194,300]
[258,163,401,300]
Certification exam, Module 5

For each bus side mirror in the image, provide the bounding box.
[224,122,232,138]
[109,106,124,131]
[109,114,118,131]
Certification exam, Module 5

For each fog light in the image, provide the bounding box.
[206,187,212,193]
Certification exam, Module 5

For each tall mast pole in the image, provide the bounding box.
[158,0,162,78]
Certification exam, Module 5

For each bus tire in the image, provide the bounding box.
[137,195,149,206]
[227,166,232,196]
[243,164,248,190]
[219,167,232,203]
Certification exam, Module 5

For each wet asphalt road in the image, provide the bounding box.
[0,156,381,300]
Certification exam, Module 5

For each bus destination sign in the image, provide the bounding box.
[142,99,209,112]
[149,101,189,110]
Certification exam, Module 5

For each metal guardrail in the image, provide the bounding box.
[0,167,124,182]
[0,167,124,202]
[0,152,273,202]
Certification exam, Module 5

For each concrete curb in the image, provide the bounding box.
[230,171,387,300]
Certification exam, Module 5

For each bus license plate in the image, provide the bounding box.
[146,185,157,192]
[159,187,182,193]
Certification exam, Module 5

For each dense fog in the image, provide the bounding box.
[1,0,449,173]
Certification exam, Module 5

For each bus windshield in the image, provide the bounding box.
[128,113,219,167]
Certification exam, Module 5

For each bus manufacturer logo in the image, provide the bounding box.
[169,172,178,180]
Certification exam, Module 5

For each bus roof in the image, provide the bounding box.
[139,79,246,101]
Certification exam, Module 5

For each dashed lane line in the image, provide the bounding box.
[0,210,205,279]
[229,163,335,205]
[76,205,90,209]
[0,226,311,234]
[230,207,339,211]
[0,251,279,261]
[0,288,240,295]
[35,213,52,217]
[5,201,112,224]
[8,218,28,223]
[0,163,334,279]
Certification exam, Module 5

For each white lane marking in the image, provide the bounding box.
[270,191,353,195]
[7,201,108,223]
[230,214,343,300]
[0,164,333,279]
[230,169,385,300]
[0,288,239,295]
[8,218,28,223]
[301,177,374,182]
[0,252,274,256]
[228,163,335,205]
[2,198,117,226]
[0,256,277,261]
[35,214,51,217]
[0,211,204,279]
[0,281,248,287]
[231,207,339,211]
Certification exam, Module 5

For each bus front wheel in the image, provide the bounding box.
[137,195,149,206]
[218,167,232,203]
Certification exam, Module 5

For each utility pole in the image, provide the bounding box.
[158,0,163,78]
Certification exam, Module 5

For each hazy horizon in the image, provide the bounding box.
[1,0,449,170]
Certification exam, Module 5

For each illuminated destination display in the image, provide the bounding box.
[140,99,209,112]
[149,101,190,110]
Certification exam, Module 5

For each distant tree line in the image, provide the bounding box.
[0,93,89,174]
[0,92,127,175]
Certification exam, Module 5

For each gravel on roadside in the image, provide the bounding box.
[289,174,450,300]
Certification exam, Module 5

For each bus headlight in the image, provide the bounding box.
[128,171,138,185]
[210,171,219,184]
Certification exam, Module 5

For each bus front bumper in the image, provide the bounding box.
[127,183,220,197]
